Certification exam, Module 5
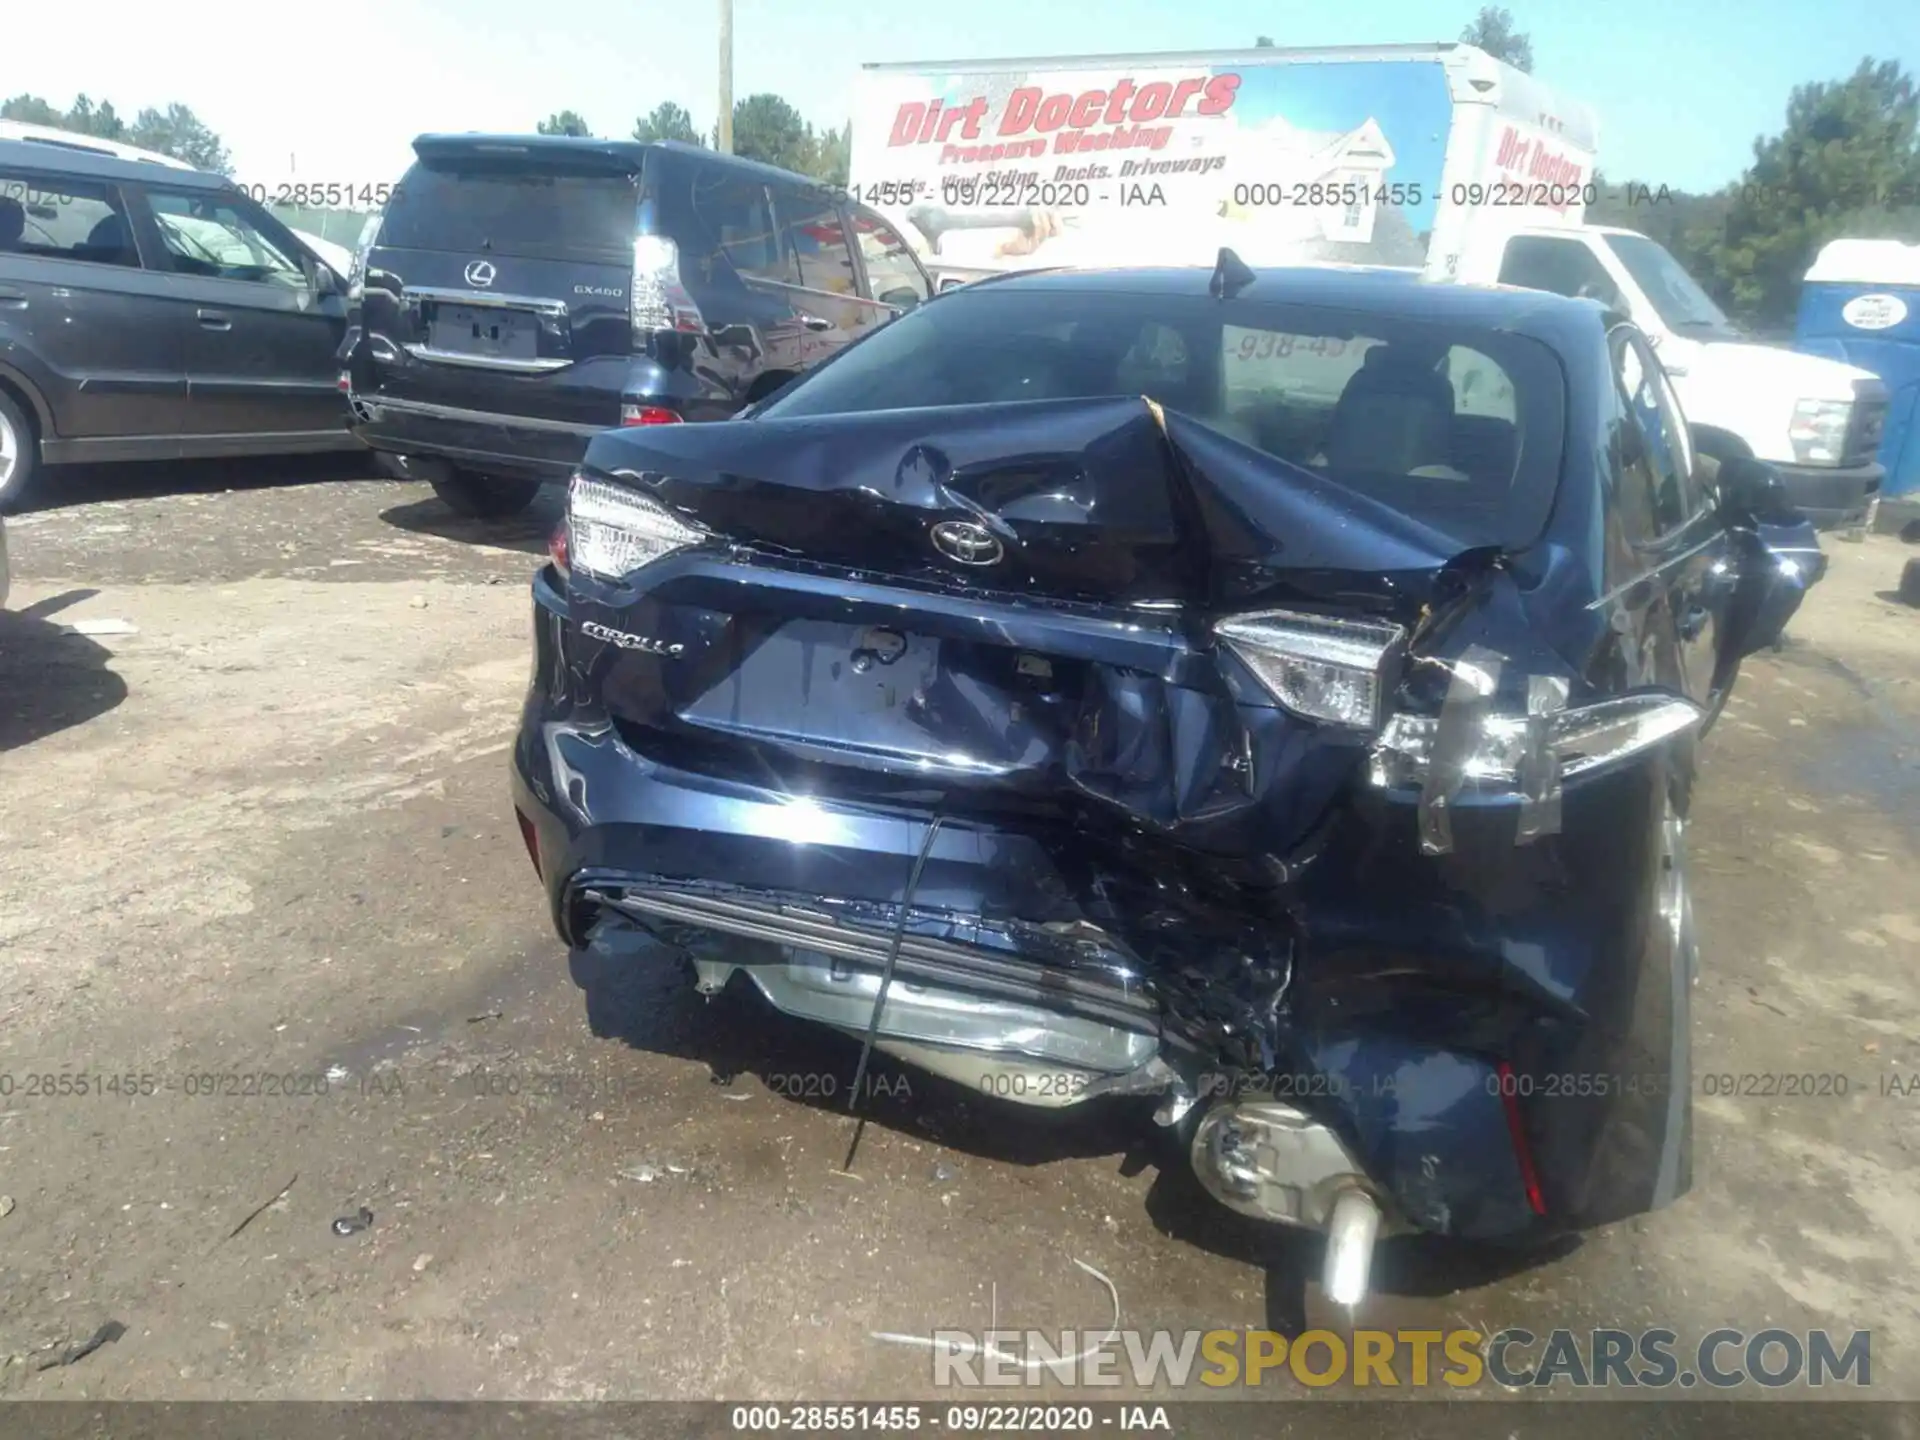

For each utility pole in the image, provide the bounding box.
[717,0,734,154]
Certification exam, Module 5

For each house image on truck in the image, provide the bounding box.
[1228,114,1396,245]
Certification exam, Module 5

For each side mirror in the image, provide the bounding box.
[878,287,921,311]
[1718,455,1801,526]
[311,263,341,298]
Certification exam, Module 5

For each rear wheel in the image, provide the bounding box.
[430,471,542,518]
[0,391,40,514]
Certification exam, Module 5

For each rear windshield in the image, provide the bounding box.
[380,162,637,263]
[757,286,1567,550]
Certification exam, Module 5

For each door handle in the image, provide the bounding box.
[196,309,233,331]
[0,287,25,309]
[794,313,833,332]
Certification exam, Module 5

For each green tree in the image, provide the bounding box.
[1589,171,1738,304]
[65,94,127,140]
[1255,35,1276,47]
[633,102,703,146]
[0,93,64,126]
[812,122,850,185]
[128,104,232,173]
[3,92,129,139]
[732,93,816,174]
[1460,6,1534,73]
[536,110,592,137]
[1717,58,1920,329]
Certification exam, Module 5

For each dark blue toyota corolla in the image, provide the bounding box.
[510,258,1822,1304]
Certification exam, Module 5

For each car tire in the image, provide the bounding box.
[430,472,542,518]
[0,390,40,515]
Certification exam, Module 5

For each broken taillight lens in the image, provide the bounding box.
[1369,690,1703,790]
[565,471,706,581]
[1214,611,1406,729]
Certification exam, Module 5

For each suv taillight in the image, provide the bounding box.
[620,405,682,426]
[631,234,704,340]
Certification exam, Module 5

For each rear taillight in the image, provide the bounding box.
[630,234,704,339]
[620,404,682,426]
[1215,610,1405,728]
[566,470,707,581]
[548,518,570,577]
[514,807,542,879]
[1216,608,1702,852]
[336,371,351,393]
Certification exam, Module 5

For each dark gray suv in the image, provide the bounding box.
[344,136,934,518]
[0,140,356,511]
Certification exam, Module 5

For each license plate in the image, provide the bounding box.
[429,305,537,361]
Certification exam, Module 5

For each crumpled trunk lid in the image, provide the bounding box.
[573,396,1471,859]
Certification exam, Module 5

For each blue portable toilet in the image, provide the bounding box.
[1795,239,1920,521]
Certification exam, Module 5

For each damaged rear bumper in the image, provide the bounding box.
[513,570,1690,1248]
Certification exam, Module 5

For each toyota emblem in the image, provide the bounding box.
[464,260,497,288]
[930,519,1003,566]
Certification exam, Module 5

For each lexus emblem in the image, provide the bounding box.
[464,260,497,288]
[930,519,1003,566]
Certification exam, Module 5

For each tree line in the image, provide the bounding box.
[538,98,850,186]
[1,92,232,174]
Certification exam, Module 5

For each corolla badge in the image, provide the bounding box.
[579,621,684,656]
[463,260,497,288]
[930,519,1003,566]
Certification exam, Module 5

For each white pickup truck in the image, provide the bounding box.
[851,43,1886,525]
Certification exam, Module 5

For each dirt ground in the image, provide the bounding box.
[2,458,1918,1411]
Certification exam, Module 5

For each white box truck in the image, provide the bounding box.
[849,44,1886,526]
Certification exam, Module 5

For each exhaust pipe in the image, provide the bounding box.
[1322,1186,1382,1308]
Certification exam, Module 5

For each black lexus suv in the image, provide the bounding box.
[344,135,935,518]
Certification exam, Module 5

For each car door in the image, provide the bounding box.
[1607,323,1728,709]
[128,182,348,446]
[0,167,187,447]
[766,180,890,364]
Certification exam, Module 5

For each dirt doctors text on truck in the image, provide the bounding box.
[850,43,1886,527]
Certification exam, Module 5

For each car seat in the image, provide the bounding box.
[0,198,25,251]
[1324,344,1458,476]
[80,212,136,266]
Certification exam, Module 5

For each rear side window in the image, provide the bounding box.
[686,171,792,285]
[1609,326,1703,541]
[0,171,138,268]
[379,164,637,262]
[772,185,857,295]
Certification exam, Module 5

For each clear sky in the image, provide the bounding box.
[5,0,1916,191]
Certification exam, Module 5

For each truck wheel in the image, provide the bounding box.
[430,471,542,518]
[0,390,40,515]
